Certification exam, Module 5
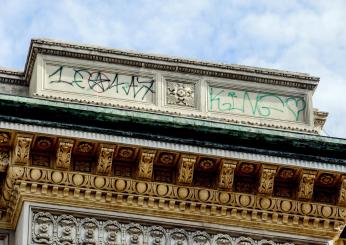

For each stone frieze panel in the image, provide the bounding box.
[30,210,295,245]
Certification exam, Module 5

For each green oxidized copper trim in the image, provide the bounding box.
[0,93,345,164]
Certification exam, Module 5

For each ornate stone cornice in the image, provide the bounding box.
[1,165,345,239]
[0,69,26,86]
[0,129,345,240]
[18,39,319,90]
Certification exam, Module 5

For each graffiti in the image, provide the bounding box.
[209,87,306,122]
[48,65,155,101]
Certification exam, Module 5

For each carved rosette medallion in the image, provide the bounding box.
[167,81,195,107]
[0,132,9,144]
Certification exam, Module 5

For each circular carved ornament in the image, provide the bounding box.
[118,148,134,158]
[0,132,9,144]
[239,163,255,175]
[158,153,174,165]
[78,142,93,153]
[198,159,215,171]
[36,137,52,150]
[318,173,334,186]
[278,168,295,180]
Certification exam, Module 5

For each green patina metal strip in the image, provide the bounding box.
[0,93,345,163]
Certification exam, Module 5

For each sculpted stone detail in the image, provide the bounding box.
[96,146,115,175]
[338,176,346,206]
[298,172,316,200]
[177,155,197,185]
[218,160,237,190]
[80,218,99,244]
[35,137,53,151]
[137,150,156,180]
[258,167,277,195]
[13,135,33,165]
[56,139,74,170]
[32,212,54,244]
[157,152,176,166]
[30,211,295,245]
[167,81,195,107]
[0,132,9,144]
[0,150,9,171]
[103,221,121,245]
[57,215,77,244]
[77,142,94,154]
[9,165,346,238]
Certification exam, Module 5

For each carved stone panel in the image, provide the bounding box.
[167,81,196,107]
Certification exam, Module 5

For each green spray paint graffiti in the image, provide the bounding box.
[48,65,155,101]
[209,87,306,122]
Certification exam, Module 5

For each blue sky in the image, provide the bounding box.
[1,0,345,137]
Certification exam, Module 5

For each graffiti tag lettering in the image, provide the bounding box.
[209,87,306,122]
[48,65,155,101]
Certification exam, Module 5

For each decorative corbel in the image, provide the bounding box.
[96,145,115,175]
[258,165,277,195]
[176,154,196,185]
[0,150,10,172]
[217,159,237,190]
[337,176,346,206]
[297,171,316,200]
[55,139,74,170]
[13,135,33,165]
[137,149,156,180]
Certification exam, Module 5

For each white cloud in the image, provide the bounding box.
[0,0,346,137]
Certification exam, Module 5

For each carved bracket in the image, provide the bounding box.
[177,155,196,185]
[338,176,346,206]
[0,150,10,172]
[298,171,316,200]
[13,135,33,165]
[218,160,237,190]
[55,139,74,170]
[258,166,277,195]
[137,149,156,180]
[96,145,115,175]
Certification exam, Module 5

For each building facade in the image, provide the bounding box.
[0,39,345,244]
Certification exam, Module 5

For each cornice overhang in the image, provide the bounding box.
[20,39,319,90]
[0,94,345,164]
[0,68,25,86]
